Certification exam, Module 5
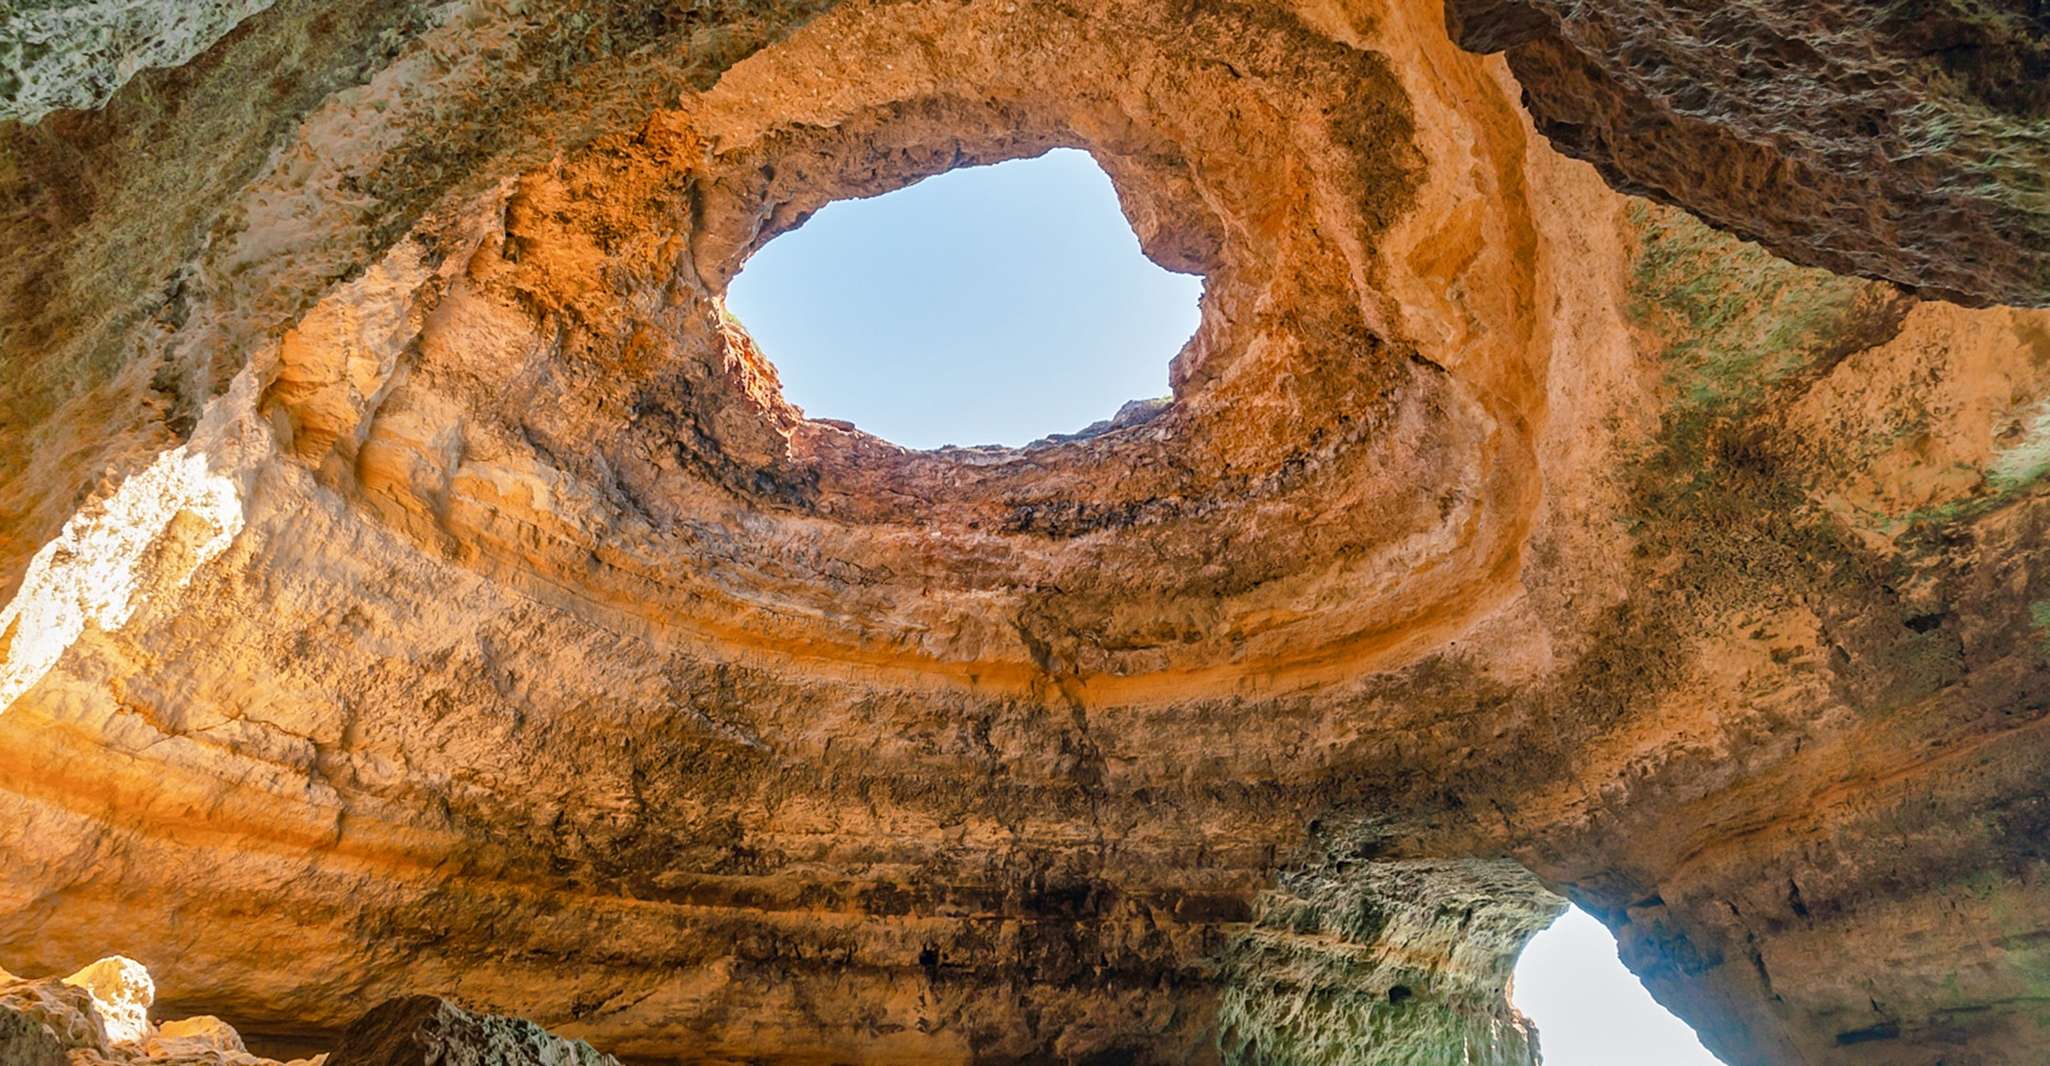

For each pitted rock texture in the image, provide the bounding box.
[0,0,276,124]
[0,958,320,1066]
[1219,861,1564,1065]
[1,958,602,1066]
[2,1,2050,1065]
[1446,0,2050,307]
[326,997,616,1066]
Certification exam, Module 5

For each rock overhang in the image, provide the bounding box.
[0,0,2048,1064]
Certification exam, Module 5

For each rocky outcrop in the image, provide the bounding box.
[1,0,2048,1064]
[1220,861,1564,1065]
[1,959,609,1066]
[0,1005,66,1066]
[1445,0,2050,308]
[0,957,317,1066]
[327,997,616,1066]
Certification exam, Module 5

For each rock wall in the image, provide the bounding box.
[1445,0,2050,308]
[1,0,2048,1064]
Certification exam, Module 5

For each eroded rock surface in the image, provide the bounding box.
[0,0,276,124]
[0,958,317,1066]
[0,959,601,1066]
[327,997,616,1066]
[1,0,2048,1064]
[1446,0,2050,307]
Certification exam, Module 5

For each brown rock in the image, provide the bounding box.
[146,1017,250,1060]
[326,999,612,1066]
[0,1007,67,1066]
[0,0,2048,1064]
[1445,0,2050,307]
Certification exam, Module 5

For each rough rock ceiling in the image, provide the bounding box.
[1446,0,2050,308]
[0,1,2046,1064]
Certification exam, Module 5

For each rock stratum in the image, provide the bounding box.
[0,1,2046,1064]
[1445,0,2050,308]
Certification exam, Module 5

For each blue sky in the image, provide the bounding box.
[726,149,1724,1065]
[1516,907,1726,1065]
[725,148,1201,449]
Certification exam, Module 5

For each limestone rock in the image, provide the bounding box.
[327,999,615,1066]
[62,958,154,1047]
[1445,0,2050,307]
[0,1006,67,1066]
[0,977,110,1058]
[0,962,317,1066]
[144,1017,249,1061]
[1,0,2048,1064]
[1221,860,1565,1066]
[0,0,275,123]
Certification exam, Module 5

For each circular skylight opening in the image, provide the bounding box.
[724,148,1203,450]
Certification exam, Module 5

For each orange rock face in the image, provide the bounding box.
[1,1,2047,1064]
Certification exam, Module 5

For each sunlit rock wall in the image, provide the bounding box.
[2,0,2048,1064]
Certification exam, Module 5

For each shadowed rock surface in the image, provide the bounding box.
[0,959,606,1066]
[1,1,2049,1065]
[327,998,615,1066]
[1445,0,2050,307]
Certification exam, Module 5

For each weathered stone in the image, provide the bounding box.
[0,962,308,1066]
[146,1016,249,1060]
[1220,861,1565,1066]
[327,998,614,1066]
[0,976,110,1058]
[1446,0,2050,307]
[63,957,154,1047]
[0,0,275,123]
[0,1006,67,1066]
[0,0,2048,1064]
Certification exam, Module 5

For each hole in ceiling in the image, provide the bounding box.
[723,148,1203,450]
[1513,905,1728,1065]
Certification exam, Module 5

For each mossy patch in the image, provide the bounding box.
[1620,206,1900,610]
[1625,201,1875,460]
[1216,860,1561,1066]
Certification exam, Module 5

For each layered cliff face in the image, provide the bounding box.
[1,1,2047,1065]
[1445,0,2050,308]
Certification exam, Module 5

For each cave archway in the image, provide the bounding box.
[5,0,2050,1064]
[1515,906,1726,1065]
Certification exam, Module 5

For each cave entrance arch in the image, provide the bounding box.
[1515,906,1726,1065]
[1218,858,1726,1065]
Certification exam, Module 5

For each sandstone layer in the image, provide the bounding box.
[1446,0,2050,307]
[1,1,2048,1065]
